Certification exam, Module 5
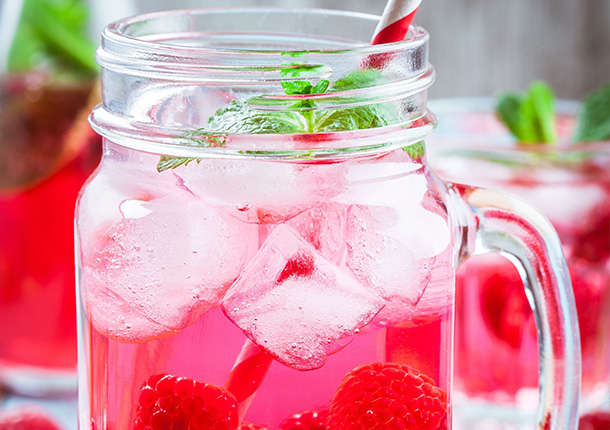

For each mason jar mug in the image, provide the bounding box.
[76,9,580,430]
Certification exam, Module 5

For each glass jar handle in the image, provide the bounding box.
[451,184,581,429]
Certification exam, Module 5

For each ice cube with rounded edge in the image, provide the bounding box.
[343,172,451,304]
[81,194,255,342]
[332,149,424,208]
[221,224,384,370]
[77,151,178,250]
[173,158,346,224]
[81,266,180,342]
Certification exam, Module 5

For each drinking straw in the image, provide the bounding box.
[371,0,422,45]
[225,0,424,419]
[224,339,274,422]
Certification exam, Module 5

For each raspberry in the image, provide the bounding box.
[276,252,316,284]
[579,411,610,430]
[134,374,239,430]
[279,409,329,430]
[327,362,447,430]
[0,406,62,430]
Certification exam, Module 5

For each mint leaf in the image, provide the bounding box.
[331,69,386,92]
[313,105,393,132]
[281,80,314,95]
[157,134,227,173]
[156,102,304,172]
[157,157,201,172]
[496,93,524,140]
[8,0,97,76]
[206,101,304,134]
[311,79,330,95]
[403,141,425,160]
[496,81,556,144]
[573,84,610,142]
[280,76,330,121]
[279,63,326,78]
[522,81,556,143]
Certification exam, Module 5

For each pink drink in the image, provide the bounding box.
[77,9,582,430]
[0,72,101,391]
[427,101,610,414]
[76,146,456,429]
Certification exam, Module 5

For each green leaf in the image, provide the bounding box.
[157,157,201,173]
[311,79,330,95]
[331,69,386,92]
[157,133,226,172]
[573,84,610,142]
[206,101,305,134]
[313,104,393,132]
[522,81,556,143]
[496,93,526,141]
[8,0,97,75]
[403,141,425,160]
[279,63,326,78]
[495,81,556,144]
[281,80,313,95]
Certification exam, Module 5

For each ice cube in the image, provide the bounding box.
[332,149,424,208]
[76,150,178,249]
[80,195,255,342]
[173,159,346,223]
[221,224,384,370]
[343,173,451,305]
[283,202,350,263]
[81,266,180,341]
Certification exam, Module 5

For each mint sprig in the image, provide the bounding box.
[496,81,556,144]
[157,68,425,172]
[8,0,97,76]
[496,81,610,145]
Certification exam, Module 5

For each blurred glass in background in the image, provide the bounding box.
[0,0,101,396]
[426,94,610,429]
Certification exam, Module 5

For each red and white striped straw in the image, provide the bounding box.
[224,339,274,422]
[371,0,422,45]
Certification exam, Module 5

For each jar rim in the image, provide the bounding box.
[101,7,429,58]
[97,8,431,83]
[92,8,435,159]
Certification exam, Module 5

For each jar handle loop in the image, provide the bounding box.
[453,184,581,430]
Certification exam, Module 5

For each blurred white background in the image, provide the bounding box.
[88,0,609,100]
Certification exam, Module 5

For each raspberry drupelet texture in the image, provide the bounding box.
[326,362,447,430]
[134,374,239,430]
